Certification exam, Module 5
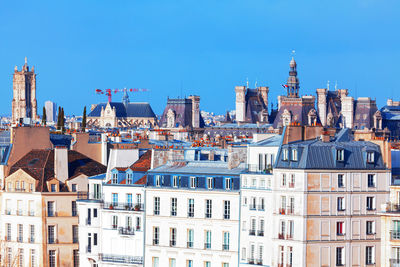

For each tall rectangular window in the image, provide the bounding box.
[225,178,231,190]
[366,196,375,210]
[337,197,345,211]
[171,198,177,216]
[31,249,36,267]
[47,201,55,217]
[188,199,194,217]
[155,175,161,187]
[367,174,376,188]
[17,224,23,242]
[48,225,55,243]
[190,177,196,188]
[291,149,298,161]
[288,247,293,265]
[283,149,288,161]
[127,173,132,184]
[30,225,35,243]
[153,227,159,245]
[6,223,11,241]
[72,225,78,243]
[93,184,101,199]
[170,228,176,247]
[187,229,194,248]
[49,250,56,267]
[366,246,374,264]
[112,173,118,184]
[338,174,344,188]
[173,176,178,187]
[367,152,375,163]
[259,219,265,236]
[337,221,344,235]
[127,193,133,207]
[205,230,211,249]
[72,201,77,216]
[18,248,23,267]
[336,149,344,161]
[336,247,344,266]
[152,257,159,267]
[366,221,375,235]
[205,200,212,218]
[154,197,160,215]
[259,197,265,210]
[223,232,230,250]
[281,174,286,187]
[73,249,79,267]
[112,193,118,206]
[224,200,230,219]
[169,258,176,267]
[112,215,118,229]
[207,177,213,189]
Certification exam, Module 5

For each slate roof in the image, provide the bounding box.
[159,98,205,128]
[249,135,282,147]
[9,149,107,192]
[149,161,245,176]
[275,128,386,170]
[88,102,156,118]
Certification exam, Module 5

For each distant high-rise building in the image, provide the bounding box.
[45,101,57,122]
[12,57,38,123]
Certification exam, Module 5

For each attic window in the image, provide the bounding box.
[112,173,118,184]
[127,173,132,184]
[336,149,344,161]
[283,149,289,161]
[291,149,298,161]
[367,152,375,164]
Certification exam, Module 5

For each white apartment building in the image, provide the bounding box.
[145,148,244,267]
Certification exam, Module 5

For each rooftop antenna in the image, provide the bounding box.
[24,57,27,65]
[246,77,249,88]
[255,79,258,88]
[327,80,330,90]
[291,50,296,57]
[335,81,338,90]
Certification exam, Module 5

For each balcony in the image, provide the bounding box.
[118,227,135,235]
[258,205,265,211]
[278,233,285,239]
[248,258,255,264]
[246,164,272,174]
[152,239,159,245]
[391,231,400,240]
[289,182,295,188]
[187,241,193,248]
[205,213,212,218]
[17,209,23,216]
[222,244,229,251]
[103,202,144,211]
[204,242,211,249]
[170,210,177,216]
[77,192,104,201]
[17,236,22,243]
[279,208,286,215]
[29,210,35,216]
[385,202,400,213]
[170,240,176,247]
[15,188,26,192]
[112,225,118,230]
[249,229,256,236]
[286,207,294,215]
[256,259,263,265]
[390,258,400,267]
[100,254,143,265]
[188,212,194,217]
[29,237,35,243]
[223,214,230,220]
[249,205,257,211]
[5,209,11,215]
[257,230,264,236]
[136,225,141,231]
[286,234,293,240]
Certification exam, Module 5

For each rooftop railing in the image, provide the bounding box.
[100,254,143,265]
[246,164,272,174]
[103,202,144,211]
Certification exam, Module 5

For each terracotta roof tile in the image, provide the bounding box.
[129,150,152,172]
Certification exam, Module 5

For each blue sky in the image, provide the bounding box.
[0,0,399,116]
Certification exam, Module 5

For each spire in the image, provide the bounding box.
[286,57,300,98]
[122,88,130,106]
[25,57,27,65]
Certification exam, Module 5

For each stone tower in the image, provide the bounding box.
[287,57,300,98]
[188,95,200,128]
[235,86,246,122]
[316,88,328,126]
[12,58,38,123]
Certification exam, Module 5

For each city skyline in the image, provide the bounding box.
[0,0,399,116]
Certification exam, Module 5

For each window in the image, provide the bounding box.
[187,260,193,267]
[222,263,229,267]
[366,246,374,264]
[251,244,256,261]
[169,258,176,267]
[31,249,36,267]
[93,184,101,199]
[112,173,118,184]
[17,224,23,242]
[73,249,79,267]
[259,245,264,261]
[250,197,256,210]
[170,228,176,247]
[48,225,55,243]
[153,227,159,245]
[93,208,98,218]
[112,216,118,229]
[154,197,160,215]
[112,193,118,206]
[127,173,132,184]
[49,250,56,267]
[205,200,212,218]
[7,248,12,267]
[241,247,246,260]
[136,194,142,204]
[288,197,295,214]
[225,178,231,190]
[259,198,265,210]
[207,177,213,189]
[338,174,344,188]
[126,193,133,207]
[336,247,344,266]
[224,200,230,219]
[259,219,265,236]
[291,149,298,161]
[72,201,77,216]
[288,220,294,238]
[171,198,177,216]
[336,149,344,161]
[73,225,78,243]
[337,222,344,236]
[18,248,24,267]
[283,149,289,161]
[288,247,293,266]
[280,196,286,214]
[30,183,33,192]
[289,174,295,187]
[173,176,178,187]
[367,152,375,163]
[187,229,194,248]
[94,233,97,246]
[281,174,286,187]
[223,232,230,250]
[71,184,77,192]
[250,218,256,235]
[30,225,35,243]
[188,199,194,217]
[366,197,375,210]
[204,261,211,267]
[136,217,141,230]
[6,223,11,241]
[190,177,197,188]
[21,181,25,190]
[279,221,285,237]
[243,196,247,206]
[155,175,161,187]
[47,201,55,217]
[152,257,159,267]
[366,221,375,235]
[337,197,345,211]
[367,174,376,188]
[205,230,211,249]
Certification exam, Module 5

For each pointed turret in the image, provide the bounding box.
[286,57,300,98]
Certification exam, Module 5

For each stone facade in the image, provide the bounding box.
[12,58,38,123]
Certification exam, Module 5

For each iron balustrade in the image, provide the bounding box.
[17,236,23,243]
[29,237,35,243]
[118,227,135,235]
[258,205,265,211]
[222,244,229,251]
[104,202,144,211]
[257,230,264,236]
[205,213,212,218]
[152,239,159,245]
[170,240,176,247]
[223,214,230,220]
[246,164,272,174]
[187,241,193,248]
[249,229,256,236]
[204,243,211,249]
[188,212,194,217]
[17,210,23,216]
[248,258,255,264]
[257,259,263,265]
[249,205,257,210]
[100,254,143,265]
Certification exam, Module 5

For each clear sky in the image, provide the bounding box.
[0,0,399,116]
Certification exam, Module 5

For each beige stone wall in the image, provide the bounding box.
[72,133,104,163]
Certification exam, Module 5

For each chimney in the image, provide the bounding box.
[54,146,69,183]
[208,150,215,161]
[321,131,330,143]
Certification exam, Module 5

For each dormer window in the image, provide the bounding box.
[51,184,56,192]
[291,149,298,161]
[173,176,178,188]
[190,177,197,188]
[112,173,118,184]
[283,149,289,161]
[336,149,344,161]
[225,178,231,190]
[207,177,213,189]
[71,184,77,192]
[127,173,132,184]
[155,175,161,187]
[367,152,375,164]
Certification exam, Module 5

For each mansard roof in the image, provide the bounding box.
[88,102,156,118]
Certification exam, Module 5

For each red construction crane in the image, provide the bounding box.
[95,88,149,102]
